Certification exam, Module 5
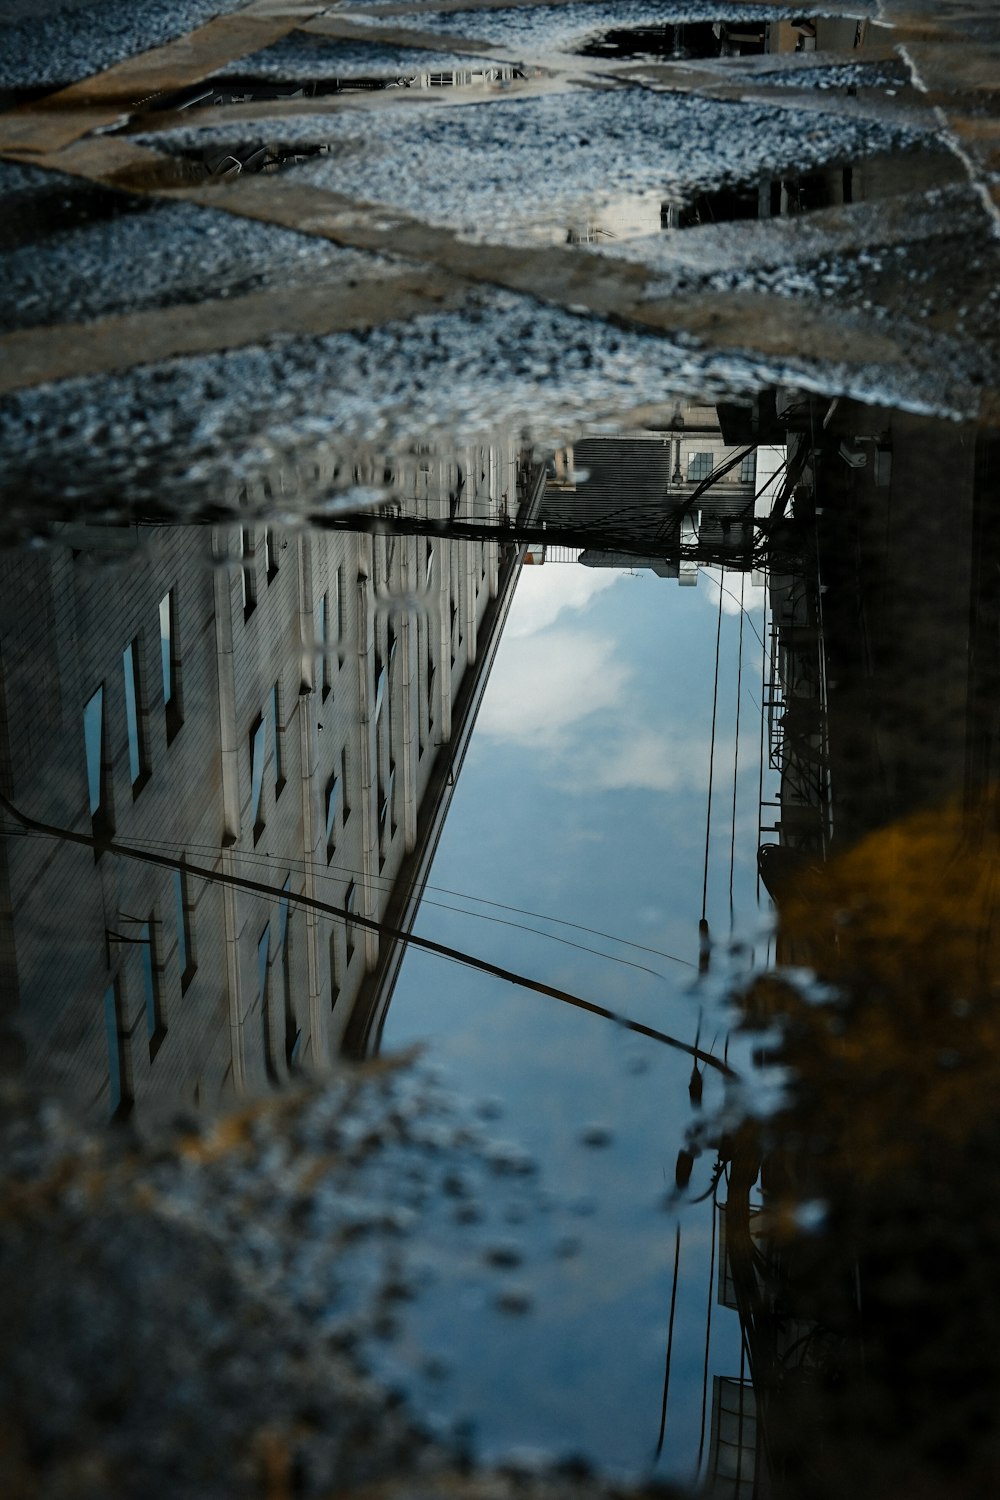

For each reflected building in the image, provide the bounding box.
[0,438,532,1119]
[755,391,1000,891]
[538,403,784,581]
[720,394,1000,1498]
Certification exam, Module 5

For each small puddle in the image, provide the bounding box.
[578,19,768,60]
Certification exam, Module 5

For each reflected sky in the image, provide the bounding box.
[381,558,774,1478]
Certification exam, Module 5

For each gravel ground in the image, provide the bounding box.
[0,0,248,91]
[0,1061,685,1500]
[1,264,991,531]
[336,0,803,44]
[0,288,860,523]
[149,85,931,247]
[216,33,492,79]
[0,194,401,333]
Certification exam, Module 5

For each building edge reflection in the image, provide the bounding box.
[716,399,1000,1498]
[0,434,534,1121]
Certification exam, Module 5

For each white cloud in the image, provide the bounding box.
[699,568,766,617]
[478,629,629,748]
[590,726,711,794]
[480,568,742,801]
[508,564,620,639]
[565,725,730,797]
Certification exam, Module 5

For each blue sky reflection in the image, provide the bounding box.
[380,559,774,1482]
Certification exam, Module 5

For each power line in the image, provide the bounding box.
[0,791,735,1079]
[48,828,697,974]
[655,1223,683,1460]
[696,1195,718,1480]
[757,574,769,907]
[701,562,725,930]
[729,571,746,930]
[703,569,765,652]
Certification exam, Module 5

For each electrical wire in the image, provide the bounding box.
[41,827,697,975]
[655,1224,683,1460]
[706,572,765,652]
[695,1196,718,1480]
[0,791,735,1078]
[757,575,769,906]
[729,572,746,930]
[701,562,725,925]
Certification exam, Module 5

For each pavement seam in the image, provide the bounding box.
[0,272,470,396]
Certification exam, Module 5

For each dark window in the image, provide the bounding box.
[278,877,299,1069]
[340,746,350,824]
[325,771,340,862]
[241,528,257,619]
[374,652,386,720]
[140,917,166,1059]
[270,681,285,799]
[739,451,757,484]
[84,685,113,848]
[84,686,104,819]
[123,638,149,794]
[249,715,267,843]
[264,527,279,584]
[159,590,182,741]
[317,593,330,700]
[103,980,131,1120]
[258,924,277,1083]
[333,565,344,663]
[174,867,196,991]
[380,762,396,858]
[329,928,340,1009]
[345,881,357,970]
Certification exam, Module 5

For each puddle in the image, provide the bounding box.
[3,1,1000,1497]
[3,385,998,1493]
[577,19,765,60]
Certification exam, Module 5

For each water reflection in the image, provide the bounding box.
[711,408,1000,1499]
[0,434,529,1114]
[4,0,1000,1487]
[6,390,1000,1490]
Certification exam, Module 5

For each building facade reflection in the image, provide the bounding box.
[718,397,1000,1498]
[0,436,530,1119]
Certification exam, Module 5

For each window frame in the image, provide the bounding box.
[687,450,715,483]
